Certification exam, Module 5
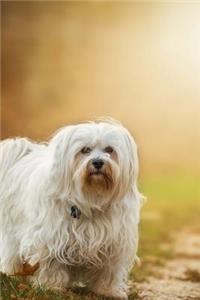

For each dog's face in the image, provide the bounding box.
[73,130,119,197]
[51,121,139,207]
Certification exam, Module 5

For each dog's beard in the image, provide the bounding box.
[83,163,114,196]
[82,162,114,197]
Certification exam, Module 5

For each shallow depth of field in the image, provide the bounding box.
[1,2,200,300]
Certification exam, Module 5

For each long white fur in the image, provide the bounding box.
[0,120,143,299]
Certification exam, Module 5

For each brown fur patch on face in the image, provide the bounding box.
[82,161,114,195]
[110,150,118,163]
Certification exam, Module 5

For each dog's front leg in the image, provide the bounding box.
[90,261,129,300]
[32,258,70,291]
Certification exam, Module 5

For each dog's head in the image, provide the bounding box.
[50,119,139,211]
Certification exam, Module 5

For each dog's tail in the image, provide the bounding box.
[0,138,34,180]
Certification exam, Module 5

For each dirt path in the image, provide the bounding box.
[133,227,200,300]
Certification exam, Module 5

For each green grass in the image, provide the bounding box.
[1,174,200,300]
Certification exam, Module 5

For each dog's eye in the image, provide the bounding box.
[104,146,113,154]
[81,147,92,154]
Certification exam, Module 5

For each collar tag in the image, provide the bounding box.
[71,205,81,219]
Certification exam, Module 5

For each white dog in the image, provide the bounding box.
[0,119,143,299]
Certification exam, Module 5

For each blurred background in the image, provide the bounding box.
[1,2,200,297]
[2,1,200,176]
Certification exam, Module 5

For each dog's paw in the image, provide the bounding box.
[109,289,128,300]
[93,287,128,299]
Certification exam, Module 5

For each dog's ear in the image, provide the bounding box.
[122,128,145,219]
[122,128,139,188]
[48,125,77,194]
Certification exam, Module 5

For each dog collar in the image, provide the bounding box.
[70,205,81,219]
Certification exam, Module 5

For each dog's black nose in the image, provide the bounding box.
[92,159,104,169]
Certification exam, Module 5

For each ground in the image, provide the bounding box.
[133,227,200,300]
[1,175,200,300]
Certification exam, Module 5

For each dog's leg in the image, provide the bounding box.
[0,237,22,275]
[31,259,70,290]
[89,262,129,299]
